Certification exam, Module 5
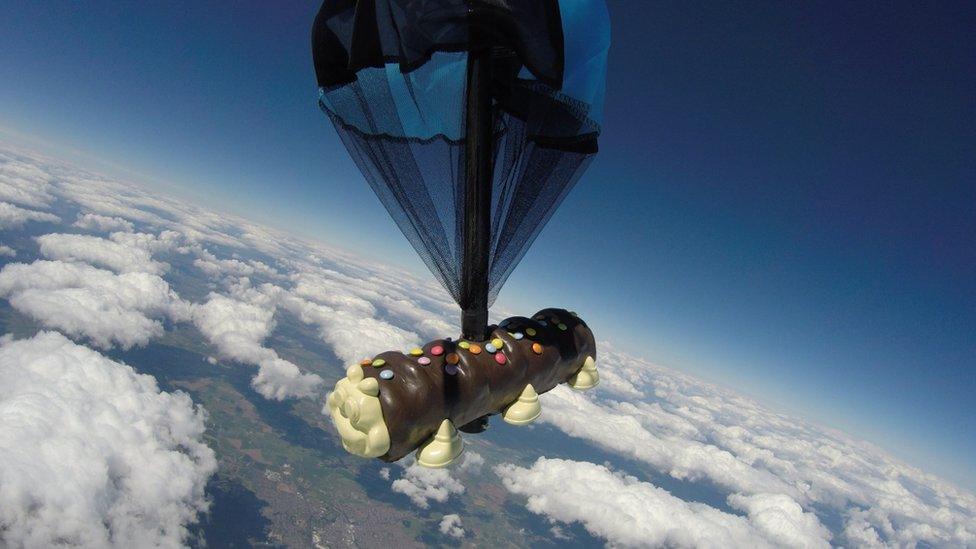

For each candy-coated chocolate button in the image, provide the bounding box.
[494,353,507,365]
[484,343,497,353]
[418,356,431,366]
[379,369,394,380]
[469,344,482,354]
[512,332,524,340]
[360,359,372,366]
[539,320,548,326]
[446,353,460,365]
[526,328,537,336]
[532,343,543,354]
[430,345,444,356]
[371,359,386,367]
[458,341,470,350]
[557,323,567,331]
[409,348,423,356]
[445,364,459,375]
[491,338,504,349]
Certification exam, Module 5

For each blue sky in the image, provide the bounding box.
[1,1,973,488]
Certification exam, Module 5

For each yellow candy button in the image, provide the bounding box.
[491,338,504,349]
[526,328,537,337]
[458,341,470,350]
[409,348,423,357]
[372,359,386,367]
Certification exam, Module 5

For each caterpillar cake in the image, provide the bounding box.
[326,308,599,467]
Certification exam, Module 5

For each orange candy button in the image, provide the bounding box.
[532,343,543,354]
[469,344,482,355]
[446,353,460,364]
[360,359,372,366]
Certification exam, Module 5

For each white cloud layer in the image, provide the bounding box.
[0,151,57,208]
[191,293,322,400]
[497,458,830,549]
[73,212,135,233]
[36,233,167,274]
[2,143,974,546]
[390,459,466,509]
[533,344,976,547]
[0,260,190,349]
[439,514,465,539]
[0,332,217,548]
[0,201,59,229]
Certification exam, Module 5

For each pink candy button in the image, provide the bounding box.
[494,353,507,365]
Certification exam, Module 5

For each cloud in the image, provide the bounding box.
[439,514,465,539]
[0,331,217,547]
[390,459,466,509]
[191,292,322,400]
[190,248,278,283]
[251,356,323,401]
[0,151,56,208]
[728,493,834,549]
[0,260,190,349]
[0,201,59,229]
[496,458,831,549]
[540,385,794,497]
[458,451,485,472]
[533,344,976,547]
[0,244,14,257]
[279,292,419,366]
[36,233,167,274]
[191,293,276,363]
[73,212,135,233]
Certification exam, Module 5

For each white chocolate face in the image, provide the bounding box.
[326,364,391,458]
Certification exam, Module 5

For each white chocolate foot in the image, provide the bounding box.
[567,356,599,390]
[502,384,542,425]
[416,419,464,468]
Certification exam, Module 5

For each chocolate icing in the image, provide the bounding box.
[358,308,596,461]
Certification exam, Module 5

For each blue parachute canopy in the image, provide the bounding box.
[312,0,609,316]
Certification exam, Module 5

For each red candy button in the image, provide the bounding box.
[494,353,507,365]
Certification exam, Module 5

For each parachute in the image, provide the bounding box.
[313,0,609,339]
